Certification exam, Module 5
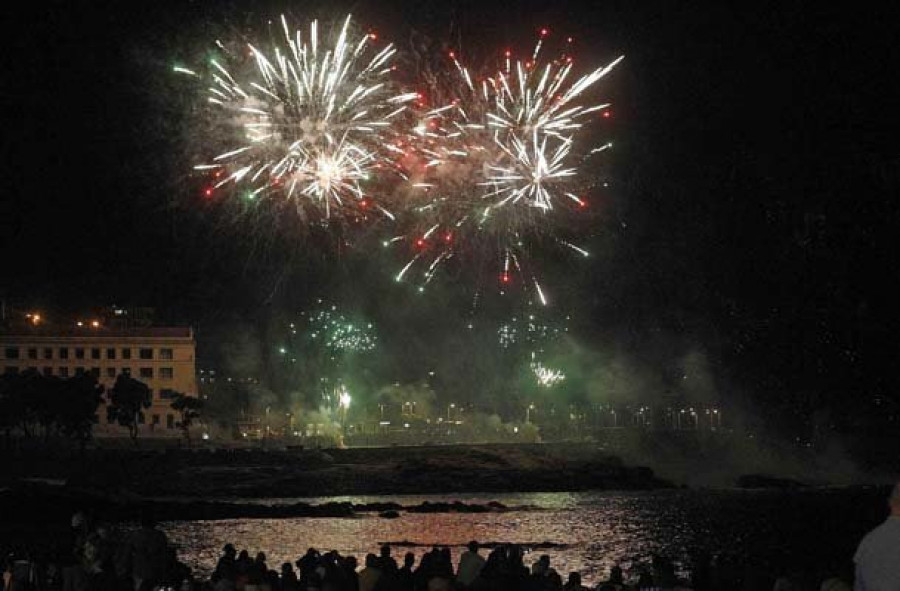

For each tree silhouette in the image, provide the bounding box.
[58,373,105,449]
[170,393,203,445]
[106,374,151,444]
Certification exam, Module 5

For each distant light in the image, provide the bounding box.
[90,320,100,328]
[77,321,84,327]
[602,110,612,118]
[201,433,210,440]
[540,28,549,36]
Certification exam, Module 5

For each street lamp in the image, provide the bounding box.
[526,403,535,424]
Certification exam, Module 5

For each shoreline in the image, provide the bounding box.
[2,443,674,500]
[0,483,546,523]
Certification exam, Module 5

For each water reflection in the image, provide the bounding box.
[161,488,882,588]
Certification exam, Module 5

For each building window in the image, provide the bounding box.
[139,367,153,379]
[166,414,175,429]
[27,367,38,373]
[160,388,176,400]
[75,367,85,376]
[27,348,38,360]
[138,413,145,424]
[59,367,69,377]
[139,348,153,360]
[91,348,101,360]
[122,348,131,360]
[43,348,53,360]
[122,367,131,376]
[106,348,116,360]
[4,348,19,359]
[5,366,19,375]
[160,348,174,360]
[152,414,160,426]
[43,367,53,377]
[160,367,174,379]
[59,348,69,360]
[75,348,85,360]
[90,367,100,377]
[106,367,116,378]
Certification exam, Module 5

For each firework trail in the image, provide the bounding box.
[391,31,622,303]
[178,15,416,223]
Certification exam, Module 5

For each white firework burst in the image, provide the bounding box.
[182,15,416,221]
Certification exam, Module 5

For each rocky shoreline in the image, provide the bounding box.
[0,483,541,524]
[3,443,673,500]
[0,443,677,525]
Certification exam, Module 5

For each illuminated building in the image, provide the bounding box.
[1,326,198,436]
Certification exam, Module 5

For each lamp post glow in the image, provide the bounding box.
[338,389,351,435]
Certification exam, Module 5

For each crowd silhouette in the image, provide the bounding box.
[0,510,855,591]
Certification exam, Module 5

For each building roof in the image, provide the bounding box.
[0,326,194,340]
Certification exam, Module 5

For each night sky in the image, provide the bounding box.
[2,1,898,429]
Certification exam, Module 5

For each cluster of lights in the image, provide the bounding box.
[531,360,565,388]
[498,313,569,350]
[291,300,377,354]
[22,312,105,328]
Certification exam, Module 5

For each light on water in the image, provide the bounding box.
[159,489,881,587]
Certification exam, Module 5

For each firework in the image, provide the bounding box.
[292,300,377,355]
[531,358,566,388]
[181,15,416,222]
[390,32,622,301]
[498,312,569,350]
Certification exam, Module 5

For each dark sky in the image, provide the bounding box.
[2,0,898,421]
